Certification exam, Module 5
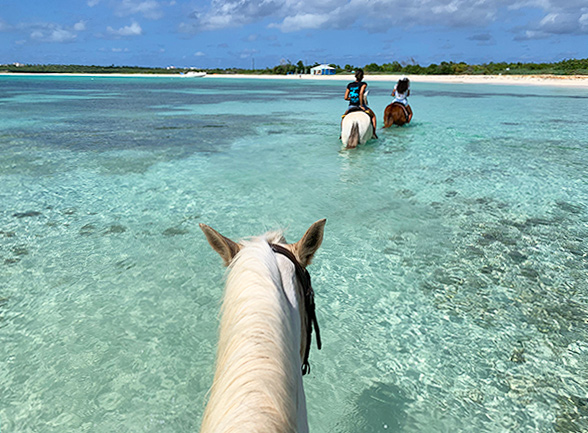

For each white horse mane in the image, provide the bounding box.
[200,231,306,433]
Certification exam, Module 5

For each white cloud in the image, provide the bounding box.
[182,0,287,31]
[88,0,100,6]
[510,1,588,35]
[73,21,87,31]
[580,13,588,30]
[3,19,86,43]
[115,0,164,19]
[186,0,503,33]
[31,27,77,43]
[194,51,205,56]
[24,21,85,43]
[537,12,578,33]
[514,29,551,40]
[107,21,143,36]
[269,13,330,32]
[431,1,460,15]
[183,0,588,36]
[112,47,130,52]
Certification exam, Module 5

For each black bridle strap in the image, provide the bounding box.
[270,243,321,375]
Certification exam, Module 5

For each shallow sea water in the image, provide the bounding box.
[0,75,587,432]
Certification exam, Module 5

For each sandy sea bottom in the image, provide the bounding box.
[0,76,587,432]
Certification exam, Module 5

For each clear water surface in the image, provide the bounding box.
[0,75,587,433]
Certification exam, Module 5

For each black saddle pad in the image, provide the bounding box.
[347,106,364,114]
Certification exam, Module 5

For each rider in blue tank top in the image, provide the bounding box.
[347,81,364,107]
[343,69,378,138]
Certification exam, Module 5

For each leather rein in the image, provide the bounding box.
[270,243,322,375]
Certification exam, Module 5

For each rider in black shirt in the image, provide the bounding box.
[343,69,378,138]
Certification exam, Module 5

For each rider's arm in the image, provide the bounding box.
[359,84,366,106]
[344,88,350,101]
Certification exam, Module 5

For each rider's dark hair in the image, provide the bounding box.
[396,78,410,94]
[355,69,364,81]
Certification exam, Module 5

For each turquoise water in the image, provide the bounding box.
[1,75,587,432]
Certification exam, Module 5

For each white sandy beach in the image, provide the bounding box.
[2,71,588,88]
[208,73,588,88]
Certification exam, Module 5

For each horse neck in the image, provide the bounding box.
[200,241,304,433]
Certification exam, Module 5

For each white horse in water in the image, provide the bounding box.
[199,219,326,433]
[341,111,373,149]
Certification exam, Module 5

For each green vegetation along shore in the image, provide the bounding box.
[2,58,588,76]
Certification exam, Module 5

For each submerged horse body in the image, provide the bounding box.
[199,220,326,433]
[383,102,413,127]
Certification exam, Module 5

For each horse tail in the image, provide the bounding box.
[347,122,359,148]
[383,105,393,128]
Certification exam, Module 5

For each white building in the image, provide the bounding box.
[310,64,336,75]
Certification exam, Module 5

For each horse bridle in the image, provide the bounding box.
[270,243,322,375]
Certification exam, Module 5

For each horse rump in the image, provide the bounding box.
[384,103,411,127]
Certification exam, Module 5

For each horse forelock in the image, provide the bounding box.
[224,231,288,290]
[249,230,287,246]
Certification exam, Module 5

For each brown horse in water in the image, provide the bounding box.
[383,102,413,127]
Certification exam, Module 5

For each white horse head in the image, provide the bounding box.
[199,219,326,433]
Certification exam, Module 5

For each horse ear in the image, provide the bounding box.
[292,219,326,267]
[199,224,241,266]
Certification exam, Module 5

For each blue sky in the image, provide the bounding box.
[1,0,587,69]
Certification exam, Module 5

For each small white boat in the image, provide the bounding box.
[182,71,207,77]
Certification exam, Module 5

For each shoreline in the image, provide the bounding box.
[209,73,588,88]
[2,72,588,88]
